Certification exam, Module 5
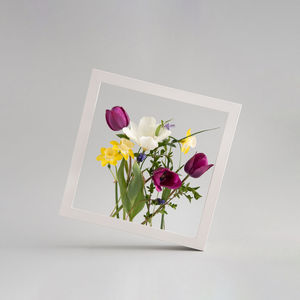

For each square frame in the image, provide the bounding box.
[60,69,241,250]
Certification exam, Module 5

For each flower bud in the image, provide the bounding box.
[105,106,130,131]
[184,153,213,178]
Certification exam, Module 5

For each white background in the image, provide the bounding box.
[0,1,299,299]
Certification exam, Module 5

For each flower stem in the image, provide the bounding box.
[115,181,119,218]
[112,204,123,217]
[160,213,165,230]
[176,127,219,142]
[114,166,119,218]
[178,144,182,169]
[141,174,190,225]
[108,166,117,182]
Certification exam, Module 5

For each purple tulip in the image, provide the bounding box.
[184,153,214,178]
[105,106,130,131]
[152,168,182,192]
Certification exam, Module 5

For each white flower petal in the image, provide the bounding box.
[156,127,171,142]
[123,122,138,143]
[139,136,158,151]
[138,117,157,137]
[190,136,197,148]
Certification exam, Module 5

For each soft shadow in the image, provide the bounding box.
[50,244,201,252]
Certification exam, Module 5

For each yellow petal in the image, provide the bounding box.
[123,153,129,160]
[122,139,134,149]
[186,129,191,137]
[101,147,106,154]
[96,154,104,161]
[184,146,190,154]
[129,149,134,159]
[110,159,117,166]
[110,141,119,146]
[101,160,108,167]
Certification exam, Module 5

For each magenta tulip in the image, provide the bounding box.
[152,168,182,192]
[105,106,130,131]
[184,153,213,178]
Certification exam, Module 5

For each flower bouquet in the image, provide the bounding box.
[97,106,215,229]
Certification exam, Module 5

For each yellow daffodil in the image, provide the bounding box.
[96,147,122,166]
[180,129,197,154]
[110,138,134,160]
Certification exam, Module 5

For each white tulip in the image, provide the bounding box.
[123,116,171,151]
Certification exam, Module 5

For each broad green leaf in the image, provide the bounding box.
[162,188,171,201]
[129,190,145,221]
[117,159,131,214]
[126,162,145,220]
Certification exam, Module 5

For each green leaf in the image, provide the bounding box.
[186,194,192,203]
[155,124,162,136]
[176,127,219,142]
[129,190,145,220]
[117,159,131,214]
[116,133,130,140]
[126,162,145,221]
[169,202,177,209]
[147,182,155,194]
[162,188,171,201]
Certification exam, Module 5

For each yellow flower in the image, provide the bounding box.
[180,129,197,154]
[110,138,134,160]
[96,147,122,166]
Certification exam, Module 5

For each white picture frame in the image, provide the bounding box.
[60,69,241,250]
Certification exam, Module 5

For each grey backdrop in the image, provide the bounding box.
[0,1,299,299]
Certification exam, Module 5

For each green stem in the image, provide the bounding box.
[176,127,219,142]
[178,143,182,169]
[141,174,190,225]
[108,166,117,181]
[112,204,123,217]
[115,181,119,218]
[160,213,165,230]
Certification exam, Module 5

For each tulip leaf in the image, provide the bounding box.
[117,159,131,214]
[116,133,130,140]
[162,188,171,201]
[126,162,145,220]
[155,124,162,136]
[129,190,145,221]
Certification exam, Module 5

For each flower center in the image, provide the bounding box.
[160,171,171,184]
[105,148,115,159]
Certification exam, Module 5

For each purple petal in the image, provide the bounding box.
[112,106,129,129]
[189,164,214,178]
[152,168,166,192]
[184,154,196,174]
[105,109,120,130]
